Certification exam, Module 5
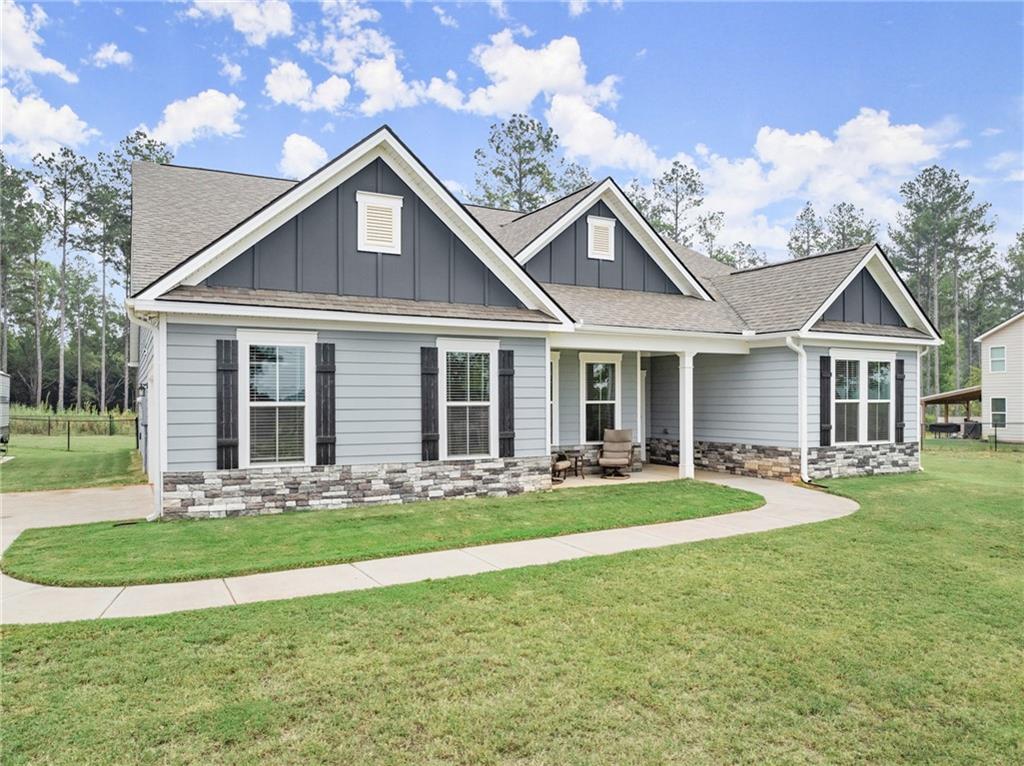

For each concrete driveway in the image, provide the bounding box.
[1,484,153,553]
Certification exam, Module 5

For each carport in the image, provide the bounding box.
[920,385,982,438]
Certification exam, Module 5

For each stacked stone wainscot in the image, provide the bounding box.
[695,440,921,481]
[162,456,551,519]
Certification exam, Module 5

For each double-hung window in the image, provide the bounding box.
[438,339,499,459]
[580,353,621,443]
[833,350,895,445]
[989,346,1006,373]
[238,330,317,468]
[991,398,1007,428]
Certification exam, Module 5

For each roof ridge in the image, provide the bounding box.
[727,243,873,275]
[463,202,524,214]
[148,162,297,184]
[503,181,601,224]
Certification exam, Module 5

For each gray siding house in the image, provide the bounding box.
[128,126,941,518]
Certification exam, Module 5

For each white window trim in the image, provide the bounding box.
[237,329,318,469]
[991,397,1007,428]
[356,190,403,255]
[830,348,896,446]
[579,352,622,444]
[437,337,500,461]
[989,345,1007,373]
[587,215,616,261]
[550,351,561,447]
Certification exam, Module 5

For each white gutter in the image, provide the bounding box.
[126,304,163,522]
[785,336,810,482]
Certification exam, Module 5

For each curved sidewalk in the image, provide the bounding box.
[1,472,858,625]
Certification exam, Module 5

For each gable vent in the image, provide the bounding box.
[587,215,615,261]
[357,191,403,254]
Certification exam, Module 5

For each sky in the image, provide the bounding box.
[2,0,1022,264]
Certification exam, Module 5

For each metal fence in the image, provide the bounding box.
[7,415,139,451]
[925,420,1022,451]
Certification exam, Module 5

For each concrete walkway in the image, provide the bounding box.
[0,473,858,624]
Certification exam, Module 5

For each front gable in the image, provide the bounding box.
[524,200,681,294]
[206,157,523,308]
[821,268,904,327]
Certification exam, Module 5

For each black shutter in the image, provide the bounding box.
[894,357,905,443]
[216,339,239,469]
[498,349,515,458]
[421,347,439,461]
[819,354,832,447]
[316,342,336,465]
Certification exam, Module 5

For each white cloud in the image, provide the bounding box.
[264,61,350,113]
[354,54,422,115]
[432,5,458,28]
[278,133,327,178]
[425,70,464,110]
[980,127,1003,137]
[487,0,509,20]
[314,0,394,75]
[987,150,1023,182]
[568,0,588,17]
[1,2,77,84]
[218,54,244,84]
[91,42,132,68]
[0,87,97,160]
[187,0,292,46]
[142,89,245,148]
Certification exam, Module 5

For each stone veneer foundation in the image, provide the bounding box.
[695,440,921,481]
[695,441,800,480]
[645,438,680,466]
[161,456,552,519]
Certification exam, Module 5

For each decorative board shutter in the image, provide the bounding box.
[894,358,905,444]
[216,339,239,469]
[315,342,336,465]
[819,355,832,447]
[498,349,515,458]
[421,347,439,461]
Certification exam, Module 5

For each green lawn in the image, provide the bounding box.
[0,434,146,493]
[1,479,761,586]
[2,443,1021,765]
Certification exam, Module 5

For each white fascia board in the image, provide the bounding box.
[135,129,574,329]
[556,327,749,355]
[798,331,940,348]
[514,181,713,302]
[129,298,564,335]
[801,245,940,341]
[975,310,1024,342]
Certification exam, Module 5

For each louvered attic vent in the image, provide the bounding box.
[357,191,403,254]
[587,215,616,261]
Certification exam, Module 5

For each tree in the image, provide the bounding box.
[717,241,767,270]
[653,160,703,244]
[787,202,825,259]
[1,153,50,403]
[65,254,99,409]
[821,202,879,251]
[1004,231,1024,314]
[558,161,594,195]
[33,148,91,410]
[471,114,560,213]
[626,179,667,232]
[694,211,725,263]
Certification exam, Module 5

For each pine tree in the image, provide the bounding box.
[652,160,703,245]
[558,161,594,195]
[787,202,825,259]
[471,115,560,213]
[1003,230,1024,314]
[694,211,725,262]
[626,179,667,233]
[821,202,879,250]
[718,241,767,270]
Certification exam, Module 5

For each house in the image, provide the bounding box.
[976,310,1023,443]
[127,126,942,519]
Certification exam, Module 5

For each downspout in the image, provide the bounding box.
[126,304,163,521]
[786,336,810,483]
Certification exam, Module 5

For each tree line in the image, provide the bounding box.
[2,115,1020,410]
[0,132,172,411]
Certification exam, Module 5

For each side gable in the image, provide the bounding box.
[206,157,523,308]
[524,200,680,294]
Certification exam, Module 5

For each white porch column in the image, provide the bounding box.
[678,351,694,479]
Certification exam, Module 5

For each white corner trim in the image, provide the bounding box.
[514,180,713,301]
[236,328,318,469]
[578,352,622,444]
[586,215,616,261]
[436,338,500,460]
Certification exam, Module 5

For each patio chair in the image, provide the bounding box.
[551,452,572,483]
[598,429,634,478]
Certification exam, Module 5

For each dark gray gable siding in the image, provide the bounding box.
[822,269,905,327]
[206,158,524,308]
[524,201,680,294]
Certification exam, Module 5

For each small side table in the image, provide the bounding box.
[565,450,585,479]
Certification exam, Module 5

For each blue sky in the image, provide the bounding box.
[3,0,1022,262]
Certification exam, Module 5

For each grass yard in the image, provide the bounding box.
[2,442,1022,764]
[1,479,761,586]
[0,434,146,493]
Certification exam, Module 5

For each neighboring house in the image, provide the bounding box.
[976,311,1024,443]
[128,126,942,519]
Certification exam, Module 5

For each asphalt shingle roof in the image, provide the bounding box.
[130,162,295,295]
[709,245,874,333]
[476,184,599,255]
[541,283,745,334]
